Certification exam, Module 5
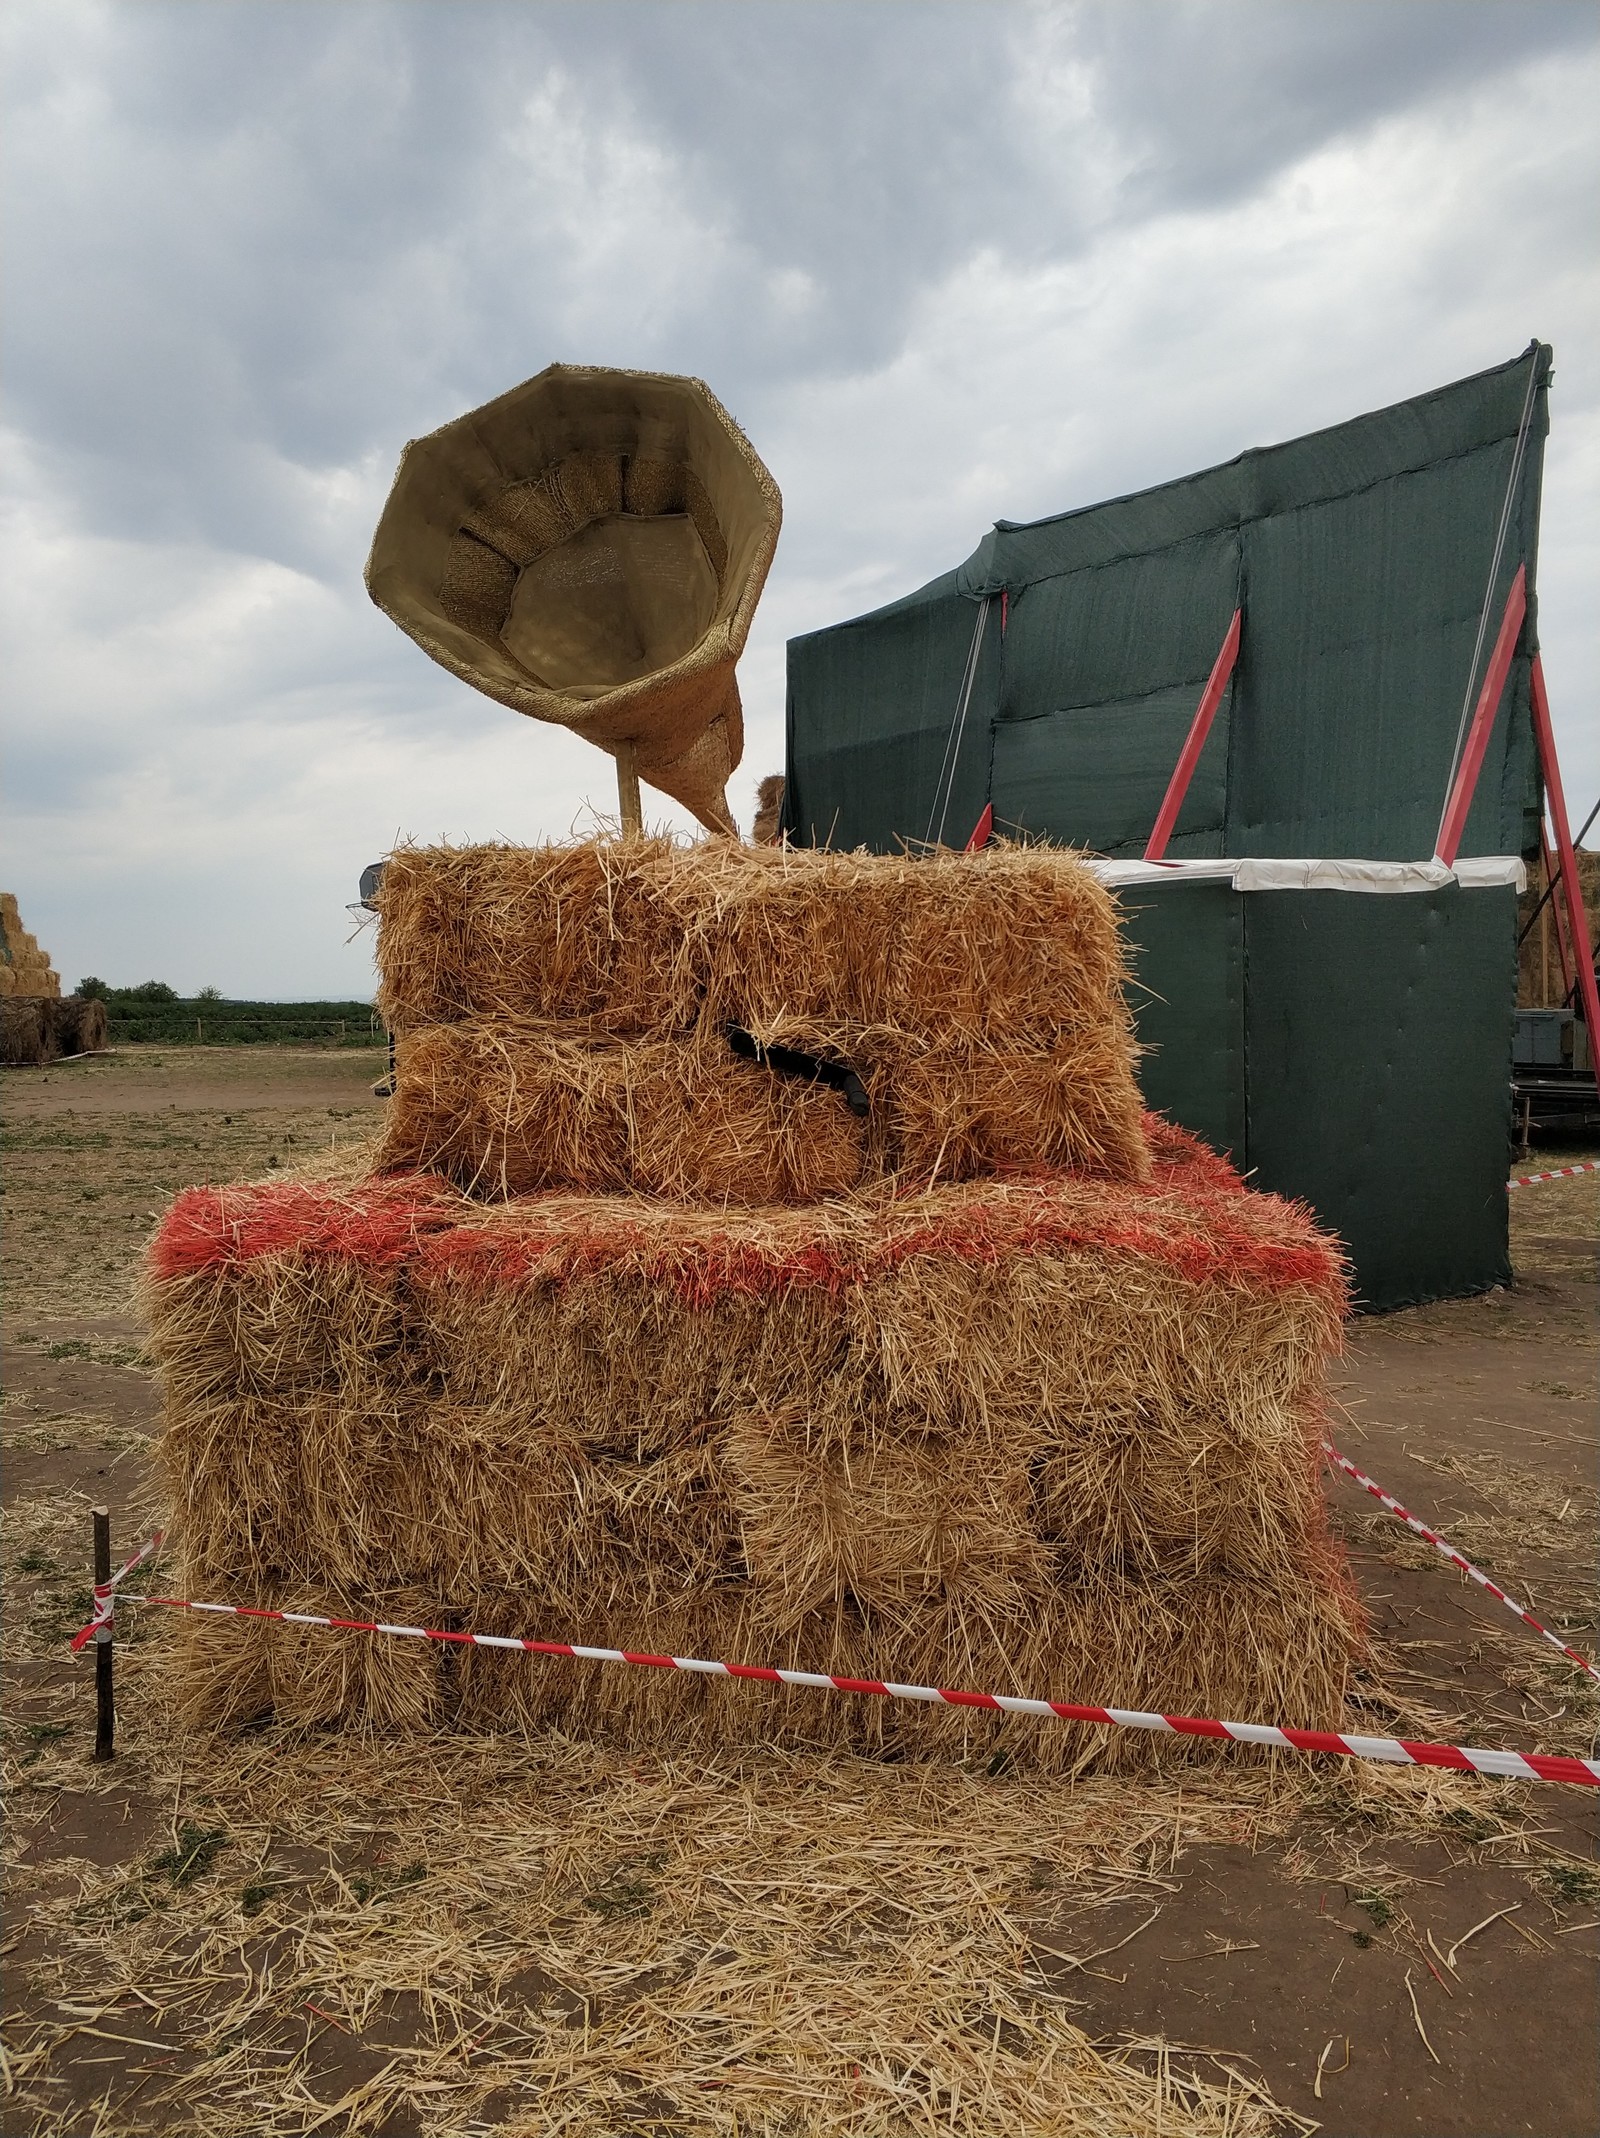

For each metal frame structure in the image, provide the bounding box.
[1141,559,1597,1104]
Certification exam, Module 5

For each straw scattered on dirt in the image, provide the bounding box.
[0,1644,1376,2138]
[5,1055,1596,2138]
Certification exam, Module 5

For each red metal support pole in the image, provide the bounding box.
[1144,609,1242,862]
[1529,654,1600,1100]
[1435,565,1527,868]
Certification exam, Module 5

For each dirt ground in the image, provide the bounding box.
[2,1046,1596,2137]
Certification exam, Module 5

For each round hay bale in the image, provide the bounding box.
[1,998,56,1067]
[51,996,110,1056]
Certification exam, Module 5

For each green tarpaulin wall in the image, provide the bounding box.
[783,347,1550,1310]
[1121,878,1518,1309]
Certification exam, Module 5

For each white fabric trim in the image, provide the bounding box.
[1085,856,1526,895]
[1088,860,1239,889]
[1453,855,1529,890]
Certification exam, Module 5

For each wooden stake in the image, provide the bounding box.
[92,1506,114,1761]
[616,740,643,837]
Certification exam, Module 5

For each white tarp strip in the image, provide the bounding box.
[1453,855,1530,890]
[1090,860,1239,888]
[1086,856,1526,894]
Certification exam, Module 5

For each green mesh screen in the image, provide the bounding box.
[784,345,1548,864]
[782,348,1546,1308]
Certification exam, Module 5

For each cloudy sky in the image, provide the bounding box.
[4,0,1597,1000]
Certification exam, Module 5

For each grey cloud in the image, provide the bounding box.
[4,1,1042,543]
[9,0,1591,579]
[3,0,1595,994]
[1067,0,1598,216]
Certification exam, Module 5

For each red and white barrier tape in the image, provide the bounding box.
[104,1592,1596,1789]
[67,1529,166,1654]
[1321,1442,1600,1684]
[1508,1158,1600,1190]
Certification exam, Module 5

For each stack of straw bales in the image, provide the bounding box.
[0,894,107,1066]
[148,837,1358,1765]
[0,893,62,1001]
[372,840,1153,1200]
[1518,848,1600,1008]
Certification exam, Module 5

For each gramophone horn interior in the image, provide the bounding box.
[366,367,781,835]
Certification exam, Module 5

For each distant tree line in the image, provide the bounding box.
[75,980,381,1047]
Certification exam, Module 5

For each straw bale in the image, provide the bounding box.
[77,995,108,1052]
[375,834,1144,1047]
[48,995,109,1054]
[417,1265,781,1458]
[381,1022,635,1194]
[625,1034,869,1202]
[169,1583,446,1734]
[375,838,704,1033]
[727,1400,1052,1626]
[849,1023,1149,1184]
[696,840,1136,1042]
[1,997,57,1067]
[378,1020,869,1203]
[386,1417,744,1615]
[752,771,785,843]
[148,1120,1357,1763]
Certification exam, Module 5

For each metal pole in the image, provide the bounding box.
[1435,565,1527,867]
[616,741,643,837]
[92,1506,114,1760]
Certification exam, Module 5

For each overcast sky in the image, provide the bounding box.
[4,0,1597,999]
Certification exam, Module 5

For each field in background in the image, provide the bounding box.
[83,998,382,1048]
[1,1047,1596,2137]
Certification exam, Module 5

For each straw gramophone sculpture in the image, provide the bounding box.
[365,364,782,836]
[147,364,1357,1769]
